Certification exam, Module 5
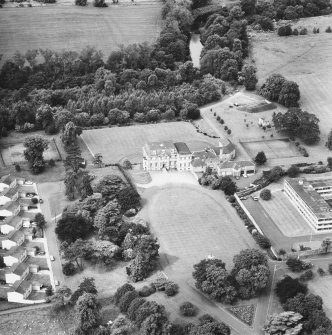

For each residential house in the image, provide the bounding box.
[7,278,32,302]
[5,261,30,284]
[217,161,256,177]
[143,141,178,171]
[0,175,18,192]
[1,230,25,250]
[0,201,21,218]
[0,186,19,206]
[0,216,24,235]
[3,246,27,267]
[191,150,220,173]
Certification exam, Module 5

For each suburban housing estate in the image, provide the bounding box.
[143,139,256,177]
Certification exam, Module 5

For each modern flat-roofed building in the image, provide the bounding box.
[284,178,332,232]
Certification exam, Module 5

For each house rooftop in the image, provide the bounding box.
[7,245,26,259]
[286,178,332,219]
[174,142,191,155]
[0,175,16,186]
[9,230,24,243]
[219,160,255,169]
[11,274,32,294]
[1,185,19,199]
[11,261,29,276]
[0,200,20,213]
[144,141,176,156]
[218,139,235,155]
[0,215,22,228]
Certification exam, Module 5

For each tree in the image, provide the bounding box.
[62,262,76,276]
[242,64,258,90]
[260,189,271,200]
[189,321,230,335]
[273,108,320,145]
[117,187,141,211]
[60,239,90,271]
[321,238,331,253]
[23,136,49,174]
[94,0,107,6]
[88,240,120,265]
[34,213,46,237]
[135,301,166,327]
[32,227,37,238]
[118,290,139,313]
[286,257,307,272]
[268,166,283,182]
[114,283,135,305]
[46,286,53,296]
[56,214,93,242]
[275,276,307,303]
[254,151,267,165]
[219,177,237,196]
[51,286,72,313]
[179,302,197,317]
[127,297,146,321]
[278,81,300,107]
[260,74,286,101]
[93,153,103,168]
[283,293,323,319]
[75,293,101,334]
[326,130,332,150]
[61,121,81,148]
[240,0,256,15]
[94,175,126,197]
[287,165,300,178]
[264,311,303,335]
[278,25,293,36]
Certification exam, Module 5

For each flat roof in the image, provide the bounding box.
[174,142,191,155]
[285,178,332,219]
[309,178,332,189]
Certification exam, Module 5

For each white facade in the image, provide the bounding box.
[284,179,332,232]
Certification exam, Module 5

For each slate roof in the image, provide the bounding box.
[7,245,26,259]
[218,160,255,170]
[12,261,29,276]
[1,186,19,199]
[191,150,218,167]
[219,139,235,154]
[0,175,16,186]
[174,142,191,155]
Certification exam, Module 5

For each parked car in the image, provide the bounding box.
[50,255,55,261]
[253,197,259,201]
[25,181,33,185]
[26,192,37,197]
[39,199,44,204]
[55,280,60,286]
[38,251,46,255]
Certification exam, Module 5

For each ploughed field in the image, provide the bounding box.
[0,4,162,63]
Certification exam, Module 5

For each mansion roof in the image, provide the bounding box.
[174,142,191,155]
[144,141,176,156]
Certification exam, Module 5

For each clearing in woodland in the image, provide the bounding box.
[81,122,219,163]
[252,15,332,158]
[0,4,161,63]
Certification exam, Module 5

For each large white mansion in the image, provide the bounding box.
[142,140,255,177]
[284,177,332,232]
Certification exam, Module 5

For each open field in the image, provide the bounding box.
[81,122,218,164]
[259,190,314,237]
[240,138,301,160]
[0,4,162,63]
[252,15,332,153]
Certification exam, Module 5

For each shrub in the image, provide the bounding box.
[293,28,299,35]
[152,277,169,291]
[220,119,224,124]
[15,164,21,172]
[199,314,215,324]
[228,195,236,203]
[326,26,332,33]
[49,159,55,167]
[287,165,300,178]
[328,263,332,274]
[75,0,87,5]
[214,112,216,116]
[165,282,179,297]
[299,269,314,282]
[300,28,308,35]
[217,116,221,121]
[139,285,156,297]
[45,286,53,296]
[62,262,76,276]
[275,276,308,303]
[224,126,228,131]
[179,302,197,317]
[286,258,311,272]
[317,267,325,276]
[31,197,39,204]
[253,232,271,249]
[114,283,135,304]
[118,290,139,313]
[278,25,292,36]
[260,189,271,200]
[94,0,107,6]
[227,129,232,135]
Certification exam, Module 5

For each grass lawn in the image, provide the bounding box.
[0,4,162,63]
[81,122,218,164]
[308,274,332,319]
[259,190,314,237]
[142,184,256,275]
[252,15,332,160]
